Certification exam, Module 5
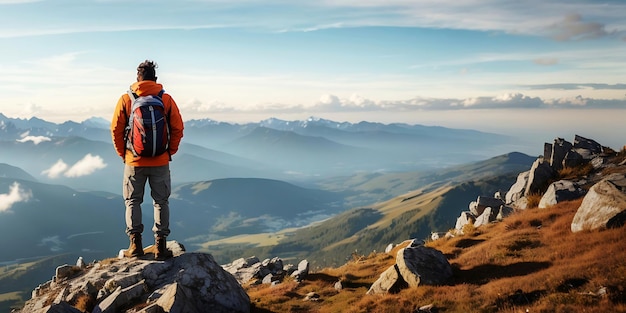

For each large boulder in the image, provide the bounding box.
[525,158,555,196]
[571,173,626,232]
[395,245,452,287]
[367,245,452,295]
[17,241,250,313]
[366,264,407,295]
[538,180,585,209]
[505,171,530,204]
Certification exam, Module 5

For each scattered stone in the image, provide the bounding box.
[303,292,320,301]
[76,257,85,269]
[290,260,310,282]
[417,303,436,313]
[334,280,343,291]
[430,232,447,241]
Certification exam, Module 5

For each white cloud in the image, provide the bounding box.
[41,154,107,179]
[41,159,69,179]
[64,154,107,178]
[0,182,32,213]
[546,95,588,107]
[16,135,51,145]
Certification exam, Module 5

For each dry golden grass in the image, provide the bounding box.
[72,293,95,313]
[247,199,626,312]
[525,192,542,208]
[557,164,594,180]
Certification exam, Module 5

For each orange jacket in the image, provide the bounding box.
[111,80,184,167]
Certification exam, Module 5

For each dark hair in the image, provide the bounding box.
[137,60,158,81]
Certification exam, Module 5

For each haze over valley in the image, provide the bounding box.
[0,114,535,263]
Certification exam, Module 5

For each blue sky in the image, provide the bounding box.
[0,0,625,148]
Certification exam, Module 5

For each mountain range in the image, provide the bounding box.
[0,114,534,192]
[0,113,541,311]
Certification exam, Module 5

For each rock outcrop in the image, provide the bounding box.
[222,256,309,285]
[16,241,250,313]
[453,192,513,233]
[446,134,625,237]
[504,135,609,209]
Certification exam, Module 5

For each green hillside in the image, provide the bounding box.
[198,152,532,266]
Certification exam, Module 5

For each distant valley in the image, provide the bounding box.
[0,114,536,263]
[0,113,538,311]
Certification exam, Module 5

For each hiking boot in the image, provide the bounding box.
[155,236,173,260]
[126,233,144,257]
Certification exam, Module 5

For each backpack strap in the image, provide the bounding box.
[122,89,137,119]
[127,89,138,101]
[122,88,138,161]
[158,89,172,161]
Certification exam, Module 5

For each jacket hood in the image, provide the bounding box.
[130,80,164,96]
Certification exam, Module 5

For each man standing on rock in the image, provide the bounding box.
[111,60,184,260]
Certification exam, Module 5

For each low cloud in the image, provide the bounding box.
[41,154,107,179]
[180,98,236,113]
[64,154,107,178]
[548,14,608,41]
[41,159,69,179]
[546,95,587,107]
[38,235,64,252]
[462,93,544,109]
[182,92,626,119]
[525,83,626,91]
[16,135,51,145]
[0,182,32,213]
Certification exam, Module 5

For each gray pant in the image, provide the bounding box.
[123,164,171,237]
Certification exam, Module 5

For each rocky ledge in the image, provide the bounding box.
[14,241,250,313]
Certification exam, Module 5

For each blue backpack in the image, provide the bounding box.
[124,89,170,157]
